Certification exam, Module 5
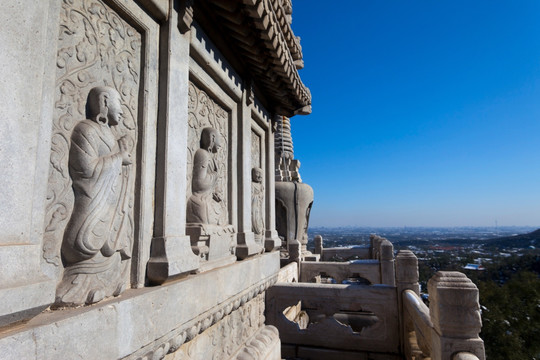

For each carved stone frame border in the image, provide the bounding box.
[45,0,160,289]
[105,0,160,288]
[250,115,266,240]
[251,98,281,251]
[187,73,238,233]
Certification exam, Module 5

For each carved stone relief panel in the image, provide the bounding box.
[44,0,141,305]
[250,128,265,245]
[187,82,229,226]
[251,131,261,169]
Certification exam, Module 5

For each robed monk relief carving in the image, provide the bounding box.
[187,127,225,225]
[186,83,235,267]
[56,87,133,306]
[251,167,265,245]
[44,0,141,306]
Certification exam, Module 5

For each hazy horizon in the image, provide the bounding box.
[309,225,540,229]
[290,1,540,227]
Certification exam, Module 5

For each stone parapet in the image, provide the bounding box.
[401,271,485,360]
[266,282,400,354]
[0,252,279,359]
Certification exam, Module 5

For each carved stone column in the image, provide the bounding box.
[236,86,263,259]
[264,119,281,252]
[428,272,485,360]
[147,3,199,284]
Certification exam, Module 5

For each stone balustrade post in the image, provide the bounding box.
[289,239,301,276]
[428,272,485,360]
[380,239,395,286]
[314,235,323,256]
[370,234,382,259]
[395,250,420,355]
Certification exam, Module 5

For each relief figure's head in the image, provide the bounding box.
[86,86,123,126]
[252,167,263,183]
[200,127,222,154]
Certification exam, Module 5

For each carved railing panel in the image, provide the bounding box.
[266,283,400,354]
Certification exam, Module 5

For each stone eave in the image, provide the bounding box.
[203,0,312,117]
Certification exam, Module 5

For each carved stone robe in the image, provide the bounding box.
[57,119,130,306]
[187,148,223,225]
[251,181,265,243]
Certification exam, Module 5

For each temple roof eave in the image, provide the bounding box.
[204,0,312,117]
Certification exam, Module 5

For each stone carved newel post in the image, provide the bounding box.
[428,272,485,360]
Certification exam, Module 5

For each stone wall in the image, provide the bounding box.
[0,0,310,358]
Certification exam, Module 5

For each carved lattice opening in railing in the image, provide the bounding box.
[281,300,380,335]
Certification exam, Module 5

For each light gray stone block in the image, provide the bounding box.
[0,252,280,359]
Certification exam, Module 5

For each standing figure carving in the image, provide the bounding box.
[56,86,132,306]
[187,127,224,225]
[251,167,265,244]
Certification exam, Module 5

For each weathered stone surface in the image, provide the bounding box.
[277,262,299,283]
[428,271,485,360]
[187,85,230,226]
[252,167,265,245]
[0,252,280,359]
[428,272,482,338]
[0,0,59,326]
[300,260,380,284]
[163,295,278,360]
[55,87,133,307]
[275,181,313,252]
[45,0,143,298]
[320,245,370,261]
[296,347,369,360]
[314,235,323,255]
[266,283,400,354]
[148,6,198,284]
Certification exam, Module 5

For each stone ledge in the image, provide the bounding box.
[0,276,56,328]
[0,252,279,359]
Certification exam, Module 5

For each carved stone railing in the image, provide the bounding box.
[300,235,395,285]
[396,251,485,360]
[265,282,400,356]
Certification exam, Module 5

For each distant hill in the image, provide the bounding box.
[482,228,540,249]
[390,229,540,249]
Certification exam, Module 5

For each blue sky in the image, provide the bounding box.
[290,1,540,227]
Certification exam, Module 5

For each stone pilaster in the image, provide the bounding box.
[264,117,281,252]
[147,3,199,284]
